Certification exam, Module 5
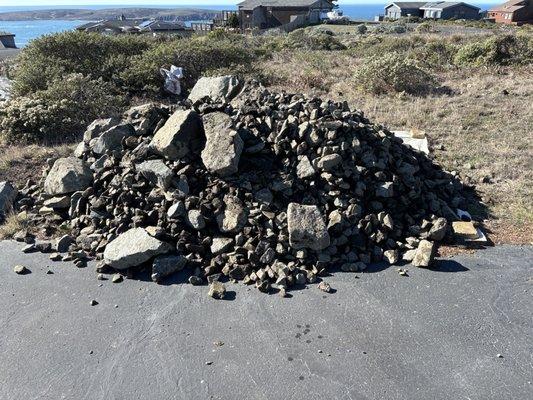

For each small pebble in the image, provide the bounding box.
[205,361,213,365]
[112,274,123,283]
[90,299,98,306]
[318,281,332,293]
[13,265,29,275]
[496,354,503,358]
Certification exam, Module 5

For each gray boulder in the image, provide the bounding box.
[188,75,242,104]
[287,203,330,251]
[428,217,448,241]
[44,158,93,196]
[201,112,243,177]
[91,123,134,155]
[296,156,316,179]
[150,109,203,160]
[0,181,17,219]
[104,228,172,270]
[83,117,120,143]
[137,160,173,190]
[151,254,187,283]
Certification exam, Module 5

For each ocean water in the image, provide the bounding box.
[0,3,496,47]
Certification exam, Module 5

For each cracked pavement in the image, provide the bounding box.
[0,241,532,400]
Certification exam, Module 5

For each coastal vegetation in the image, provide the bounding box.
[0,22,531,242]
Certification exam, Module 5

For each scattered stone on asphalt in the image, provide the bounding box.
[8,77,476,295]
[397,268,409,276]
[318,281,332,293]
[111,274,123,283]
[90,299,98,306]
[208,282,226,299]
[13,265,29,274]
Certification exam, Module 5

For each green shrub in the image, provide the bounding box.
[454,34,533,66]
[354,53,436,95]
[12,31,154,95]
[121,36,255,94]
[0,74,125,143]
[415,22,437,33]
[356,25,368,34]
[284,28,346,50]
[412,40,458,70]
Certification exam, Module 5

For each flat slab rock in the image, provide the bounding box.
[104,228,172,270]
[188,75,242,104]
[201,112,243,177]
[0,181,17,218]
[287,203,330,251]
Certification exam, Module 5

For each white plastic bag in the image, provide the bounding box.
[160,65,184,95]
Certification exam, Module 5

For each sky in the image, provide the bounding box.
[0,0,499,6]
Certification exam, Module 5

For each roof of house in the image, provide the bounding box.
[77,18,146,31]
[237,0,334,10]
[489,0,528,12]
[138,20,189,32]
[0,31,15,37]
[385,2,428,9]
[420,2,480,10]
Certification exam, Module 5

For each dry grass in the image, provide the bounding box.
[257,35,533,243]
[0,144,73,187]
[0,212,28,240]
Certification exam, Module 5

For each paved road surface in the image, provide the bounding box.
[0,241,532,400]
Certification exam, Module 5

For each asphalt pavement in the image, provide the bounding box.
[0,240,531,400]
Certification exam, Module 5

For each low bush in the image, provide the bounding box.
[412,40,458,70]
[354,53,436,95]
[454,34,533,66]
[284,28,346,50]
[0,74,125,143]
[12,31,154,95]
[120,36,255,94]
[356,24,368,34]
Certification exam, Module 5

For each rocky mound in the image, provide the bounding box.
[12,76,468,294]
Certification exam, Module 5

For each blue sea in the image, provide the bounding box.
[0,3,496,47]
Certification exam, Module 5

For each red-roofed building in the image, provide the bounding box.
[488,0,533,24]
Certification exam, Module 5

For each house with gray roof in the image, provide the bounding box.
[384,1,480,20]
[0,32,16,49]
[237,0,337,31]
[77,16,191,36]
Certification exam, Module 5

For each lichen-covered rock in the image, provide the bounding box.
[201,112,243,177]
[43,158,92,195]
[103,228,172,270]
[188,75,242,104]
[412,240,435,268]
[217,195,248,233]
[150,109,203,160]
[287,203,330,251]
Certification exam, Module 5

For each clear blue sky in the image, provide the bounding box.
[0,0,499,5]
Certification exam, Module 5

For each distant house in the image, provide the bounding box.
[420,2,480,19]
[77,16,192,36]
[385,2,427,19]
[384,2,480,20]
[237,0,337,31]
[0,32,17,49]
[488,0,533,24]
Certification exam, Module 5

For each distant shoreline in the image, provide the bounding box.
[0,7,218,22]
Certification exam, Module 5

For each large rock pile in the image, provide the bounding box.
[12,76,467,292]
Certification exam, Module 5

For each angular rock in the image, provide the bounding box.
[151,254,187,283]
[83,117,121,142]
[103,228,172,270]
[316,154,342,171]
[137,160,173,190]
[43,195,71,209]
[91,123,134,155]
[296,156,316,179]
[412,240,435,268]
[0,181,17,219]
[201,112,243,177]
[216,195,248,233]
[208,281,227,299]
[55,235,74,253]
[150,110,203,160]
[44,158,92,196]
[167,201,186,219]
[287,203,330,251]
[187,210,206,230]
[429,218,448,241]
[188,75,242,104]
[211,237,234,255]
